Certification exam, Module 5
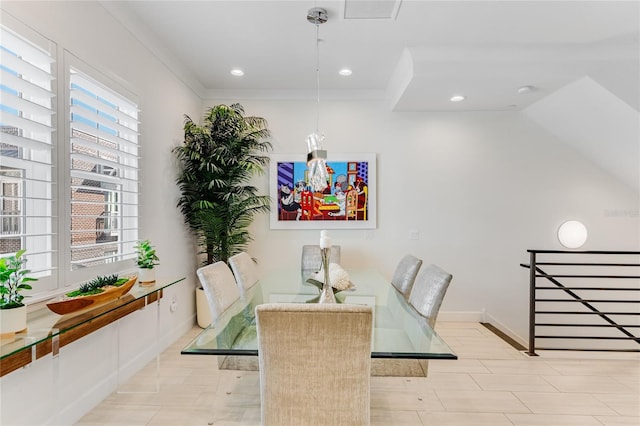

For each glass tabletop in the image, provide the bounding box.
[1,277,185,361]
[182,269,457,360]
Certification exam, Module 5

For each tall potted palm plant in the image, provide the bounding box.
[173,103,272,265]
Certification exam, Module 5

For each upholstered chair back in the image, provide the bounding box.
[301,245,341,277]
[256,303,373,426]
[228,252,259,295]
[390,254,423,298]
[408,264,452,328]
[196,261,240,322]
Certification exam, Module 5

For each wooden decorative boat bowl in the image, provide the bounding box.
[46,276,138,315]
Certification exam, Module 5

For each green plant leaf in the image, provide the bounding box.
[135,240,160,268]
[0,250,37,308]
[174,103,272,265]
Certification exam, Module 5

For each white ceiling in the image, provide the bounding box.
[103,0,639,191]
[104,0,639,112]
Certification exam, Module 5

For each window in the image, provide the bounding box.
[0,24,56,289]
[1,21,140,299]
[68,68,139,272]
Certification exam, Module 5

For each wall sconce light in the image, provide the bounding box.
[557,220,588,249]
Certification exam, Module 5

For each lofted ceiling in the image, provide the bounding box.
[103,0,639,191]
[104,0,639,112]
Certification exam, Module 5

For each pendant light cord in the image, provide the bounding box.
[315,22,320,135]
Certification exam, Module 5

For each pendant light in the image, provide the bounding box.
[306,7,329,192]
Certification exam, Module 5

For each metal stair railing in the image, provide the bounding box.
[521,250,640,356]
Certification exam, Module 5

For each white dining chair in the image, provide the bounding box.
[408,264,452,328]
[390,254,423,298]
[256,302,373,425]
[196,261,240,322]
[301,244,341,278]
[228,251,259,296]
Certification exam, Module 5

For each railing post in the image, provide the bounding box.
[527,251,538,356]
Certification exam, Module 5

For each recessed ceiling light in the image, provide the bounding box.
[230,69,244,77]
[450,95,465,102]
[339,68,352,76]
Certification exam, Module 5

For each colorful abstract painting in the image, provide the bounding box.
[269,153,376,229]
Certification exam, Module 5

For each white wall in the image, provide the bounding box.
[205,98,640,343]
[0,2,201,424]
[1,0,638,423]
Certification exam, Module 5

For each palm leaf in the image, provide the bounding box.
[174,104,272,264]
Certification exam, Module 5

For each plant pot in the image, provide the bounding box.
[138,268,156,286]
[0,305,27,336]
[196,286,212,328]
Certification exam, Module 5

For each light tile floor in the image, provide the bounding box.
[76,322,640,425]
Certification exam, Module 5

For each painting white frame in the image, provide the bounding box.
[269,152,377,230]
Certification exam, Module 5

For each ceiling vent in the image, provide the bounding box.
[343,0,402,20]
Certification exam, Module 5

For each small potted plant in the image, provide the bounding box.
[0,249,37,335]
[135,240,159,286]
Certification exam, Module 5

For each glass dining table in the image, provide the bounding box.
[182,268,456,376]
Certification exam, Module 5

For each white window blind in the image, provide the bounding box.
[69,69,139,269]
[0,25,56,286]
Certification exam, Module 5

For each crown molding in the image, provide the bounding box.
[98,1,205,99]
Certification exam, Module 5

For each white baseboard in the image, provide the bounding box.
[52,371,115,426]
[437,311,528,349]
[484,312,528,348]
[437,310,485,322]
[55,314,196,425]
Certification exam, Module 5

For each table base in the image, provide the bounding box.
[216,355,429,377]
